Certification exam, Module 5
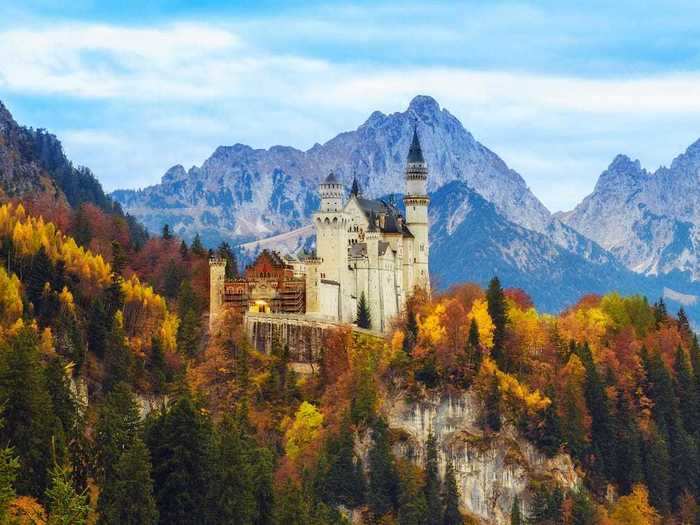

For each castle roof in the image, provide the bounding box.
[407,127,425,163]
[323,171,339,184]
[354,196,414,238]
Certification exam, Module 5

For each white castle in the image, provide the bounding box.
[303,128,430,331]
[210,128,430,333]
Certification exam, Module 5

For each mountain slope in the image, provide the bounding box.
[429,181,664,311]
[112,95,551,245]
[559,141,700,280]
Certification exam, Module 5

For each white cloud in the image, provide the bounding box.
[2,20,699,212]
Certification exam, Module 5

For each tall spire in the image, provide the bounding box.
[351,173,361,196]
[407,125,425,164]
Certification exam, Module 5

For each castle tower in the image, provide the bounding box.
[403,127,430,293]
[209,257,227,330]
[319,172,343,212]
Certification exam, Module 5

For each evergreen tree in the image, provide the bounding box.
[98,438,158,525]
[482,375,501,433]
[654,298,667,327]
[674,346,699,435]
[317,416,365,509]
[206,415,257,524]
[403,306,418,355]
[27,246,54,318]
[103,314,133,392]
[162,259,183,299]
[577,342,616,481]
[110,240,128,277]
[94,382,141,486]
[0,435,19,523]
[397,465,428,525]
[46,465,90,525]
[191,234,206,256]
[486,277,508,370]
[179,240,189,259]
[678,307,692,338]
[642,426,671,514]
[217,242,239,278]
[0,327,55,498]
[569,488,597,525]
[356,292,372,329]
[368,418,399,518]
[510,496,522,525]
[466,317,482,380]
[87,297,109,358]
[145,396,213,525]
[442,460,461,525]
[613,395,643,494]
[162,224,172,240]
[72,205,92,247]
[424,432,442,525]
[148,336,168,394]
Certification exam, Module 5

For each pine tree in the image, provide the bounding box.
[110,240,127,277]
[674,346,699,435]
[482,375,501,433]
[94,382,141,486]
[179,240,189,259]
[206,415,257,524]
[103,314,133,392]
[654,298,667,327]
[642,426,671,514]
[217,242,239,278]
[467,317,482,377]
[98,438,158,525]
[677,307,692,338]
[145,396,213,524]
[510,496,522,525]
[27,246,53,317]
[148,336,168,394]
[403,306,418,355]
[613,395,643,494]
[87,297,109,358]
[397,465,428,525]
[317,416,365,508]
[486,277,508,370]
[0,327,55,498]
[0,434,19,523]
[161,224,172,240]
[368,418,399,518]
[191,233,205,256]
[442,460,461,525]
[356,292,372,329]
[46,465,90,525]
[424,432,442,525]
[162,259,183,299]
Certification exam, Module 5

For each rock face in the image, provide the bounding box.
[111,95,550,245]
[386,393,579,524]
[559,141,700,279]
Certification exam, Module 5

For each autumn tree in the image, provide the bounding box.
[609,484,660,524]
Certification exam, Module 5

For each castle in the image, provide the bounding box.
[210,128,430,333]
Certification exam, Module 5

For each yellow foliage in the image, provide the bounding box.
[418,302,446,346]
[284,401,324,460]
[58,286,75,311]
[467,298,494,349]
[609,484,660,525]
[508,306,548,356]
[0,267,23,327]
[39,327,55,356]
[559,304,611,350]
[480,358,550,414]
[10,495,47,524]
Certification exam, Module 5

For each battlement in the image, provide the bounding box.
[209,257,227,266]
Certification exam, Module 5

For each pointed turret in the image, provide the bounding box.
[407,126,425,163]
[351,174,361,196]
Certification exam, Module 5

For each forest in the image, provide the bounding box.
[0,191,698,525]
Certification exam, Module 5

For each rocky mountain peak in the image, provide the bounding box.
[594,154,645,193]
[161,164,187,184]
[407,95,441,117]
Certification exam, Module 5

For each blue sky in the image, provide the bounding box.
[1,1,699,211]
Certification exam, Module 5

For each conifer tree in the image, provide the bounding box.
[397,465,428,525]
[103,314,133,392]
[368,418,399,518]
[486,277,508,370]
[677,307,691,338]
[356,292,372,329]
[46,465,90,525]
[442,460,461,525]
[162,259,183,299]
[161,224,172,240]
[482,375,501,433]
[403,306,418,355]
[87,297,109,357]
[191,233,205,256]
[613,395,643,494]
[510,496,522,525]
[467,317,482,377]
[27,246,53,317]
[206,415,257,524]
[94,382,141,486]
[0,431,19,523]
[424,432,442,525]
[145,396,213,524]
[217,242,239,278]
[98,438,158,525]
[179,240,189,259]
[0,327,54,498]
[674,346,699,435]
[317,416,365,509]
[642,426,671,514]
[653,298,667,327]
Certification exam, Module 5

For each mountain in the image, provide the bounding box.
[112,95,551,246]
[0,99,123,213]
[428,181,667,311]
[558,141,700,280]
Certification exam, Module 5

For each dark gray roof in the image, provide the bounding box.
[378,241,392,256]
[407,127,425,163]
[349,243,367,257]
[351,176,361,196]
[324,171,339,184]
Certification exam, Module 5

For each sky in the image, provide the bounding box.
[1,1,699,212]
